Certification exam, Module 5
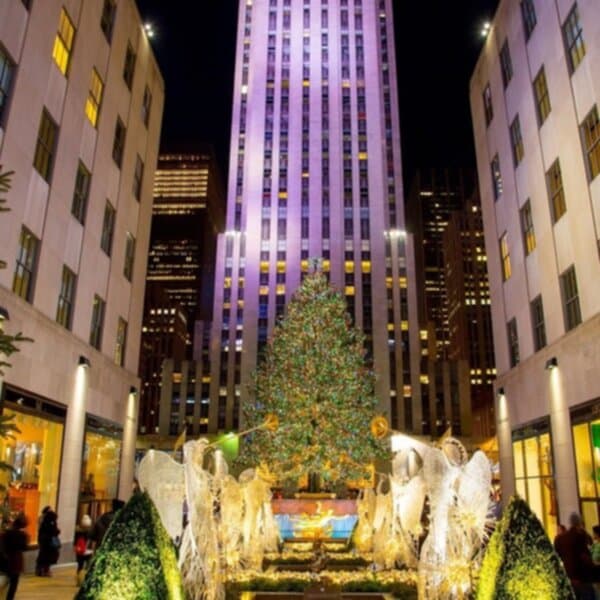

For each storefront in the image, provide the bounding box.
[78,416,122,523]
[570,398,600,531]
[0,386,65,542]
[512,418,558,538]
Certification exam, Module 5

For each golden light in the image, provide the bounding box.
[370,415,389,440]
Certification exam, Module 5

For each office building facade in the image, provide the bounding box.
[0,0,163,551]
[470,0,600,534]
[208,0,421,434]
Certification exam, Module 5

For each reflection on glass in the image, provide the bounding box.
[0,410,63,542]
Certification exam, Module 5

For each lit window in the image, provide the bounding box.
[562,4,585,73]
[12,227,39,303]
[85,68,104,127]
[581,106,600,181]
[114,317,128,367]
[52,7,75,75]
[533,67,551,125]
[499,232,511,281]
[56,265,76,329]
[547,159,566,223]
[520,199,536,255]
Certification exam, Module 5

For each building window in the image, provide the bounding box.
[547,159,566,223]
[56,265,76,329]
[124,232,135,281]
[520,199,536,255]
[114,317,127,367]
[507,317,519,367]
[560,265,581,331]
[33,110,58,182]
[100,0,116,42]
[141,86,152,127]
[510,115,524,166]
[123,43,136,89]
[133,155,144,201]
[563,4,585,73]
[0,47,14,124]
[530,295,546,351]
[112,118,126,167]
[499,232,511,281]
[491,154,503,200]
[100,200,116,256]
[84,68,104,128]
[483,84,493,126]
[512,427,556,535]
[533,67,551,125]
[499,40,513,88]
[12,227,39,302]
[52,7,75,76]
[520,0,537,40]
[581,106,600,181]
[89,294,105,350]
[71,161,91,224]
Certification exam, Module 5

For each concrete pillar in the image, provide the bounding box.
[118,388,139,501]
[496,388,515,504]
[548,367,579,523]
[57,363,89,543]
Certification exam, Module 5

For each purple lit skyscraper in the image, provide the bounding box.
[207,0,423,434]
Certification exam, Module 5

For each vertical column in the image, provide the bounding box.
[57,358,89,544]
[118,387,139,501]
[496,388,515,504]
[548,366,579,522]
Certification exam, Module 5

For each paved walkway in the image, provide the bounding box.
[11,564,78,599]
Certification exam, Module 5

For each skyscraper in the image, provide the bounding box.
[208,0,420,434]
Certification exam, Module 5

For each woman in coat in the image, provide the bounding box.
[36,508,60,576]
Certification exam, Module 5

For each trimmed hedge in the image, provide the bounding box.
[76,492,184,600]
[476,496,575,600]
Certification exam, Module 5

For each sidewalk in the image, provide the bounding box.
[12,564,78,600]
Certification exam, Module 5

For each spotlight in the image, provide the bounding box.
[144,23,155,38]
[0,306,9,321]
[545,357,558,371]
[129,386,138,396]
[481,21,491,38]
[497,387,505,397]
[78,355,91,368]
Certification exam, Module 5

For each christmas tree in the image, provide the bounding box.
[240,269,386,485]
[476,496,574,599]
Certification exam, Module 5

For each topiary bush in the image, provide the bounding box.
[476,496,575,600]
[76,491,184,600]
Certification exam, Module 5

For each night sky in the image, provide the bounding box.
[136,0,499,191]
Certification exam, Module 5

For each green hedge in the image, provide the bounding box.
[76,492,184,600]
[476,496,575,600]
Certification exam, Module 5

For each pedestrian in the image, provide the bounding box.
[1,513,29,600]
[74,514,93,585]
[90,498,125,549]
[555,512,596,599]
[36,508,61,576]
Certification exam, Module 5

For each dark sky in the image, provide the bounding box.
[136,0,499,190]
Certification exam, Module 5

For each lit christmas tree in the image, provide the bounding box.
[240,269,386,485]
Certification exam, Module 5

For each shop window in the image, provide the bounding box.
[512,426,557,537]
[0,400,65,543]
[79,417,122,524]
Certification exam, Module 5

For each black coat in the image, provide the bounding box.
[37,512,60,566]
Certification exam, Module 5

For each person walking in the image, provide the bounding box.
[36,508,61,576]
[74,514,93,585]
[2,513,29,600]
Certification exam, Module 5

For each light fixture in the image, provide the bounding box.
[78,355,91,368]
[481,21,491,38]
[545,357,558,371]
[0,306,9,321]
[497,387,505,397]
[144,23,155,38]
[129,386,138,396]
